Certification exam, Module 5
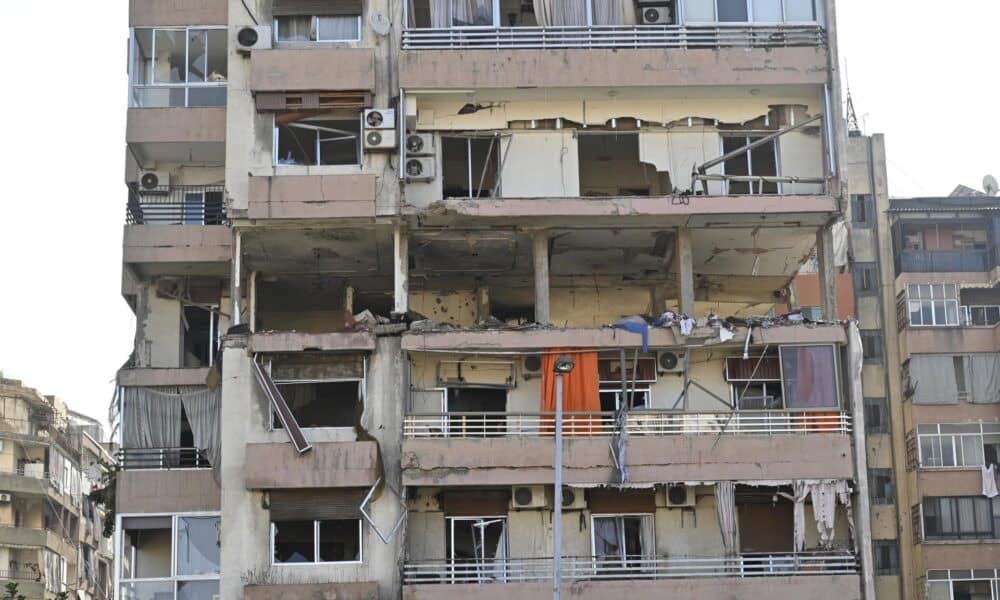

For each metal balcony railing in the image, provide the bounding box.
[116,447,210,470]
[0,568,41,582]
[403,410,851,439]
[895,249,989,274]
[402,24,826,50]
[403,552,858,584]
[126,184,227,225]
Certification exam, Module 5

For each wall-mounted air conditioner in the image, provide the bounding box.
[235,25,272,54]
[511,485,547,509]
[406,132,435,156]
[364,108,396,130]
[656,351,685,373]
[0,493,12,503]
[522,355,542,378]
[560,487,586,510]
[641,5,673,24]
[405,157,436,181]
[664,484,696,508]
[364,129,397,151]
[138,171,170,192]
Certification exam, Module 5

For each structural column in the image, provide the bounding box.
[532,230,551,324]
[816,225,838,320]
[675,227,695,316]
[393,226,409,318]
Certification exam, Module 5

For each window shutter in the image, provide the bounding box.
[911,503,922,543]
[725,357,781,381]
[269,489,365,520]
[273,0,362,16]
[905,430,918,471]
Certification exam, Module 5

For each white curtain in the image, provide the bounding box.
[534,0,587,26]
[909,355,959,405]
[181,388,222,476]
[452,0,494,26]
[968,354,1000,403]
[316,16,359,40]
[122,387,182,449]
[715,481,739,556]
[809,482,837,549]
[790,480,810,552]
[592,0,637,25]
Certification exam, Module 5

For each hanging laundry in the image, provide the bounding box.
[679,316,696,336]
[982,464,999,499]
[612,316,650,352]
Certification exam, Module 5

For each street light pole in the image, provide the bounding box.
[552,356,574,600]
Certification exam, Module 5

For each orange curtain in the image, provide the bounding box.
[540,348,601,436]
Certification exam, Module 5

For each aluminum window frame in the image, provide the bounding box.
[917,423,1000,470]
[445,515,509,581]
[719,134,782,195]
[266,356,367,431]
[128,26,228,108]
[589,513,656,569]
[273,113,364,167]
[269,518,364,566]
[926,569,1000,600]
[116,511,221,600]
[921,496,999,541]
[906,283,960,327]
[273,15,363,43]
[777,343,841,411]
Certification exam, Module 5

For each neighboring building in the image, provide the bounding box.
[117,1,883,599]
[0,374,113,599]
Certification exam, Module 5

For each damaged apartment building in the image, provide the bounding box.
[115,0,886,598]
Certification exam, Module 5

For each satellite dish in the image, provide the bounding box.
[369,11,391,36]
[983,174,998,197]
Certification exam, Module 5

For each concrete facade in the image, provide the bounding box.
[114,0,886,598]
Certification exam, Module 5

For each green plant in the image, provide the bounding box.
[86,457,118,538]
[54,592,70,600]
[2,582,26,600]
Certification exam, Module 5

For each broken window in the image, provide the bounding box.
[273,380,362,429]
[275,15,362,42]
[591,514,654,573]
[441,136,501,198]
[444,388,507,436]
[130,28,227,108]
[578,133,669,197]
[726,356,783,409]
[182,305,217,367]
[597,357,655,411]
[446,517,507,581]
[121,515,220,599]
[721,136,778,194]
[275,115,361,166]
[736,485,794,552]
[272,519,362,564]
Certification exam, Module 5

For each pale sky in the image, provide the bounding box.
[0,1,996,438]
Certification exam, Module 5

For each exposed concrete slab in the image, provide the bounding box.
[123,225,231,265]
[402,434,854,486]
[900,327,1000,358]
[245,582,378,600]
[129,0,226,26]
[399,47,831,89]
[244,442,379,489]
[918,470,985,498]
[248,331,376,353]
[403,575,861,600]
[117,367,211,387]
[117,469,220,513]
[126,107,226,163]
[251,48,376,92]
[248,175,377,219]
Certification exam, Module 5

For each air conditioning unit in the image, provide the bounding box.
[0,493,11,503]
[656,350,685,374]
[560,487,586,510]
[364,108,396,130]
[406,132,435,156]
[511,485,547,509]
[522,355,543,378]
[235,25,272,54]
[664,484,696,508]
[641,5,673,24]
[138,171,170,192]
[404,156,436,181]
[364,129,397,151]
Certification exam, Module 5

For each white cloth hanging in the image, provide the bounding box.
[983,465,999,499]
[810,481,838,549]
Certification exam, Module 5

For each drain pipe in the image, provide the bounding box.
[552,356,575,600]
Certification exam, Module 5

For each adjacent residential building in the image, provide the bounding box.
[116,0,885,599]
[0,374,113,599]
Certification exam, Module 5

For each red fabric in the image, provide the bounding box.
[540,349,601,436]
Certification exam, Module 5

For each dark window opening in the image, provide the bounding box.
[577,133,669,197]
[447,517,506,562]
[869,468,895,505]
[272,520,314,563]
[442,136,501,199]
[722,136,778,195]
[446,387,507,436]
[736,485,794,553]
[952,581,993,600]
[318,520,362,562]
[276,117,360,166]
[872,540,899,575]
[182,306,215,367]
[851,194,873,226]
[863,398,889,434]
[274,381,361,429]
[861,331,883,364]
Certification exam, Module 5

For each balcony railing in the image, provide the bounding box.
[403,410,851,439]
[126,184,227,225]
[129,84,227,108]
[895,249,990,274]
[403,552,858,584]
[0,568,41,582]
[116,447,210,470]
[402,24,826,50]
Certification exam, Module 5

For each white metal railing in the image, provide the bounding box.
[402,24,826,50]
[403,410,851,438]
[403,552,858,584]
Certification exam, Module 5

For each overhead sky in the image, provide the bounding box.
[0,1,996,437]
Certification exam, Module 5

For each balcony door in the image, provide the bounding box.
[446,517,508,583]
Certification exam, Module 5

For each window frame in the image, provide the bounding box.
[441,134,505,199]
[872,540,899,576]
[445,515,509,567]
[907,283,960,327]
[963,304,1000,327]
[269,519,364,566]
[273,15,363,43]
[128,26,228,108]
[117,511,221,599]
[869,468,895,505]
[590,513,655,569]
[270,377,366,431]
[719,134,781,195]
[709,0,819,25]
[917,423,1000,470]
[273,114,363,167]
[921,496,999,541]
[778,344,841,411]
[863,398,889,434]
[851,194,873,228]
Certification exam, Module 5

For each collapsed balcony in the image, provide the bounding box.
[403,0,826,50]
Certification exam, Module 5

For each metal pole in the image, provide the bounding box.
[553,372,563,600]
